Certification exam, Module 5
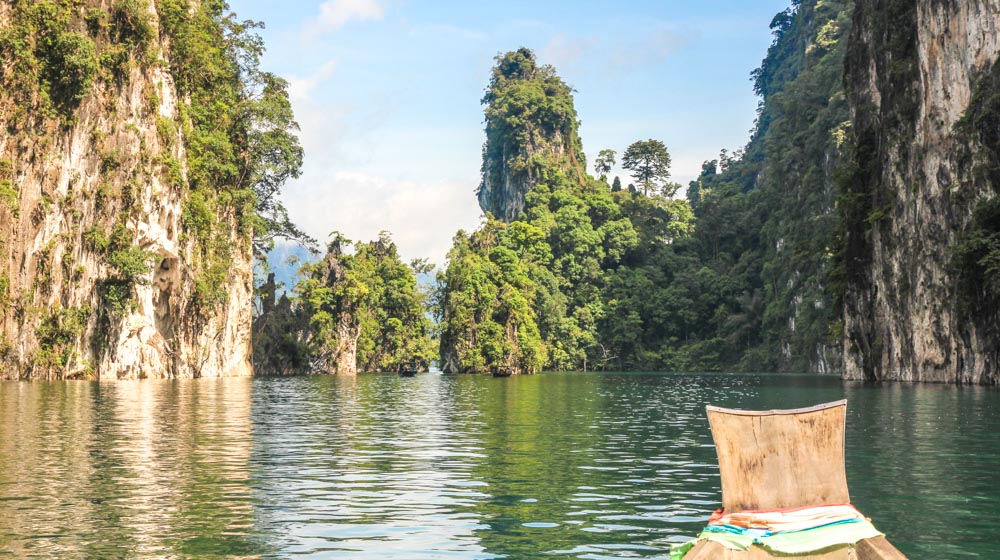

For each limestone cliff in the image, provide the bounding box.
[0,1,267,379]
[476,48,586,222]
[842,0,1000,383]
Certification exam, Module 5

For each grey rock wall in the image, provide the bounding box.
[842,0,1000,383]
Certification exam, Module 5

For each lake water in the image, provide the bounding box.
[0,372,996,558]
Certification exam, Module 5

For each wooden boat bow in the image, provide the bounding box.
[681,400,908,559]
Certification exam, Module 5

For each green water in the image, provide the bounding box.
[0,373,996,558]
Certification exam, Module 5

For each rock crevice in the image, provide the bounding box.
[842,0,1000,384]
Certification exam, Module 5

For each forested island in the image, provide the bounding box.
[0,0,997,383]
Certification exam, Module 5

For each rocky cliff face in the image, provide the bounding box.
[252,273,310,375]
[842,0,1000,383]
[476,48,585,222]
[0,1,252,379]
[477,128,579,223]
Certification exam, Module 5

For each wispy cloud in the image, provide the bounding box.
[287,59,338,102]
[308,0,384,35]
[539,33,597,69]
[408,22,487,42]
[284,170,481,266]
[605,26,697,74]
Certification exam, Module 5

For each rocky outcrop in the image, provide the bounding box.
[257,235,434,374]
[842,0,1000,383]
[476,48,585,222]
[0,1,252,379]
[312,244,362,375]
[477,128,579,223]
[252,273,310,375]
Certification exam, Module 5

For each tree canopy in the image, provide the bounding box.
[254,233,436,373]
[440,0,854,374]
[622,139,671,196]
[440,50,697,373]
[594,149,616,182]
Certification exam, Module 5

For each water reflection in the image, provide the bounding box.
[0,379,257,559]
[0,373,997,558]
[250,375,495,558]
[0,382,96,557]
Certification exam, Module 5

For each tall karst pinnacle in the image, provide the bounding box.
[476,48,587,222]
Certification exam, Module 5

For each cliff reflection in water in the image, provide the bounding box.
[0,378,259,558]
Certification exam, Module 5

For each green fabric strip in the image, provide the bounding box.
[669,540,695,560]
[757,520,883,555]
[701,529,756,549]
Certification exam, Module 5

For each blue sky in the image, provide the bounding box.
[228,0,791,266]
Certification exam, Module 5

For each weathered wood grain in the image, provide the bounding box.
[706,400,850,511]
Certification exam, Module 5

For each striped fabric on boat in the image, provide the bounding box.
[669,504,884,559]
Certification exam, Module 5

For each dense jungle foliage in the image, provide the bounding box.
[254,233,435,374]
[438,50,695,374]
[438,0,853,373]
[155,0,311,305]
[681,0,852,372]
[298,234,436,372]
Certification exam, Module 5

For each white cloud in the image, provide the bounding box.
[605,26,696,74]
[280,62,483,267]
[311,0,384,34]
[284,170,481,267]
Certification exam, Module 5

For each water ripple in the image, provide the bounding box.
[0,373,997,557]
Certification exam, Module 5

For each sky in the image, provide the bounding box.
[227,0,792,267]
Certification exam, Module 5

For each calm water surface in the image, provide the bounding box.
[0,373,997,558]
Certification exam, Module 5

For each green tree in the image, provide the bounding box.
[611,176,622,192]
[622,139,671,196]
[156,0,313,305]
[593,149,616,182]
[244,73,314,258]
[288,233,436,373]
